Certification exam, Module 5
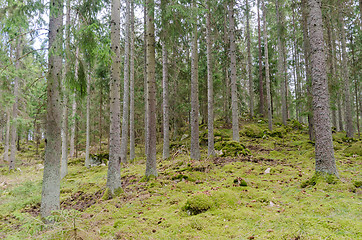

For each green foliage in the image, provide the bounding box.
[214,141,250,157]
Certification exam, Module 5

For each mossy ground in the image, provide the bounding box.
[0,121,361,239]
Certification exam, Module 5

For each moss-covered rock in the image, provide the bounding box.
[353,181,362,188]
[288,119,304,130]
[343,141,362,156]
[182,193,214,215]
[199,129,231,146]
[214,141,251,157]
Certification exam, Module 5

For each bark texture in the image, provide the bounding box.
[257,0,264,116]
[69,48,78,159]
[262,0,272,131]
[85,68,91,168]
[120,0,131,163]
[145,0,157,177]
[106,0,122,194]
[206,2,215,157]
[130,0,135,161]
[307,0,338,176]
[190,0,201,160]
[246,0,254,117]
[40,0,63,218]
[3,110,10,162]
[229,0,239,141]
[339,10,354,138]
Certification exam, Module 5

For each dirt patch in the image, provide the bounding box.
[61,190,103,212]
[213,156,281,166]
[247,145,273,153]
[23,203,41,217]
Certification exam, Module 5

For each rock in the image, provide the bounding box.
[264,168,271,174]
[36,164,44,170]
[269,201,275,207]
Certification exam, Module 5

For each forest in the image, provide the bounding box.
[0,0,361,238]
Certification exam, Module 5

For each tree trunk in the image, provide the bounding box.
[262,0,272,131]
[130,0,136,161]
[9,38,22,170]
[120,0,131,163]
[275,0,287,126]
[61,0,71,179]
[339,10,354,138]
[3,110,10,162]
[40,0,63,218]
[307,0,337,176]
[145,0,157,177]
[106,0,122,195]
[229,0,239,142]
[246,0,254,117]
[190,0,201,160]
[144,2,148,156]
[85,67,91,168]
[257,0,264,116]
[69,48,78,159]
[301,0,314,140]
[99,87,103,152]
[206,1,215,157]
[292,3,302,123]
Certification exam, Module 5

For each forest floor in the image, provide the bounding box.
[0,120,361,239]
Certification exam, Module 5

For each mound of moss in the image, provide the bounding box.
[343,141,362,156]
[301,172,338,188]
[240,124,266,138]
[199,129,231,146]
[288,119,304,130]
[269,127,287,138]
[214,141,251,157]
[182,193,214,215]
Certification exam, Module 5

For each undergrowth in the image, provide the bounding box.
[0,121,361,239]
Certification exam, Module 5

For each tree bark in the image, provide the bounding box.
[301,0,314,140]
[307,0,337,176]
[257,0,264,116]
[190,0,201,160]
[206,1,215,157]
[275,0,287,126]
[292,3,302,123]
[246,0,254,117]
[40,0,63,219]
[9,38,21,170]
[144,2,148,156]
[262,0,272,131]
[145,0,157,177]
[229,0,239,142]
[106,0,122,195]
[61,0,71,179]
[69,48,78,159]
[339,9,354,138]
[85,67,91,168]
[130,0,136,161]
[120,0,131,163]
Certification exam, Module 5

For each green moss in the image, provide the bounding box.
[172,174,189,181]
[233,178,247,186]
[214,141,250,157]
[101,187,123,200]
[240,124,266,138]
[353,181,362,188]
[182,193,214,215]
[140,175,157,182]
[343,141,362,156]
[288,119,304,130]
[301,172,339,188]
[269,127,287,138]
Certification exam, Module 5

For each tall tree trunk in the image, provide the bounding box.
[229,0,239,141]
[69,48,79,159]
[3,110,10,162]
[275,0,287,126]
[246,0,254,117]
[99,87,103,151]
[339,9,354,138]
[292,3,302,123]
[327,16,337,130]
[144,2,148,156]
[9,38,22,170]
[223,4,230,124]
[262,0,272,131]
[130,0,135,161]
[85,67,91,168]
[121,0,131,163]
[61,0,71,179]
[257,0,264,116]
[40,0,63,218]
[190,0,201,160]
[145,0,157,177]
[307,0,337,176]
[106,0,122,195]
[206,1,215,156]
[301,0,314,140]
[350,32,360,138]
